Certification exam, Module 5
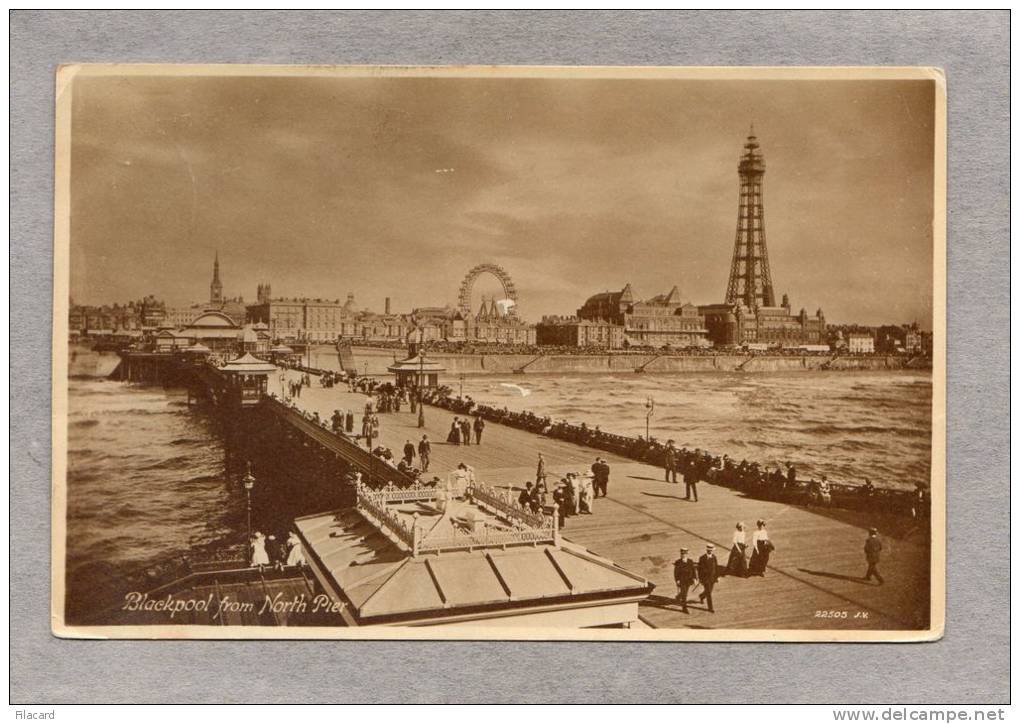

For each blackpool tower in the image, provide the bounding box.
[725,129,777,308]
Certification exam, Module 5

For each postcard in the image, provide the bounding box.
[52,65,945,640]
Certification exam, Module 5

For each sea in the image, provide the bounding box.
[65,353,931,619]
[66,374,243,618]
[455,370,933,488]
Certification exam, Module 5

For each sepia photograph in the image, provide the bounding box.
[52,65,945,640]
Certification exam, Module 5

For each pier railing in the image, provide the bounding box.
[416,521,557,555]
[355,481,559,556]
[355,485,418,552]
[263,394,419,488]
[370,481,440,504]
[423,392,928,517]
[470,482,551,530]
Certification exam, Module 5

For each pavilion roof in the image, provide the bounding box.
[219,352,277,373]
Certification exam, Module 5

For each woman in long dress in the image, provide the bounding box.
[285,531,306,567]
[748,519,772,576]
[579,475,595,514]
[447,418,462,444]
[725,522,748,577]
[250,531,270,569]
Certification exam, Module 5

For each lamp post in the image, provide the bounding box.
[417,329,426,429]
[241,462,256,553]
[645,397,654,440]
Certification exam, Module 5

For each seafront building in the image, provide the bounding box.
[535,315,625,349]
[409,301,537,346]
[575,284,710,349]
[698,296,826,347]
[846,332,876,354]
[68,295,166,335]
[247,288,364,343]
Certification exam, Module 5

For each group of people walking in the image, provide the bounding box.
[672,523,887,615]
[519,454,612,528]
[672,520,773,613]
[250,530,305,570]
[447,415,485,445]
[663,439,708,502]
[401,435,432,472]
[318,370,343,388]
[283,372,312,400]
[330,408,356,435]
[375,386,407,413]
[360,403,380,449]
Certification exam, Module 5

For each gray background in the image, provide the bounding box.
[11,10,1009,704]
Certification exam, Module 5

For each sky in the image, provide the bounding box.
[69,72,936,327]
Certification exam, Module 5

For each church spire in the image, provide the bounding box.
[210,251,223,304]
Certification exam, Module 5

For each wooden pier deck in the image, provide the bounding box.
[277,372,931,632]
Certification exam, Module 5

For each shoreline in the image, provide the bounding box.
[316,344,932,377]
[67,341,933,382]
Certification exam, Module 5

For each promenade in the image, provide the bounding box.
[277,371,931,632]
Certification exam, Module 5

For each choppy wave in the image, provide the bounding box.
[460,370,933,490]
[65,377,239,621]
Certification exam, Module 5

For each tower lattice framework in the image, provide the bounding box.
[725,130,776,308]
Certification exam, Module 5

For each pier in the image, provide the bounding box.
[268,368,931,631]
[99,352,930,630]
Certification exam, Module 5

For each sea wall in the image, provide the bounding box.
[325,346,928,377]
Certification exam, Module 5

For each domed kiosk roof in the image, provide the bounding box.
[219,352,276,374]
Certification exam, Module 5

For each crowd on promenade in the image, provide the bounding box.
[265,369,902,616]
[420,384,930,519]
[271,366,929,522]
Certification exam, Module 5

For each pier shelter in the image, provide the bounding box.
[294,482,653,627]
[177,310,243,353]
[180,342,213,363]
[268,344,297,365]
[219,352,277,406]
[387,354,445,389]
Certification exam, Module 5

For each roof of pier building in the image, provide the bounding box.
[293,483,652,626]
[188,310,238,327]
[219,352,277,374]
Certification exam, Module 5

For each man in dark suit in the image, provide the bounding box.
[673,547,698,613]
[697,544,719,612]
[664,440,679,483]
[519,482,534,509]
[402,440,416,467]
[473,416,485,445]
[863,527,884,584]
[592,457,610,498]
[684,458,699,502]
[418,435,431,472]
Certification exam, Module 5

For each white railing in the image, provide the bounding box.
[470,482,550,530]
[371,481,440,504]
[355,485,417,552]
[356,481,559,557]
[416,523,556,555]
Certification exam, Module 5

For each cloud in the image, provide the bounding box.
[68,74,935,327]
